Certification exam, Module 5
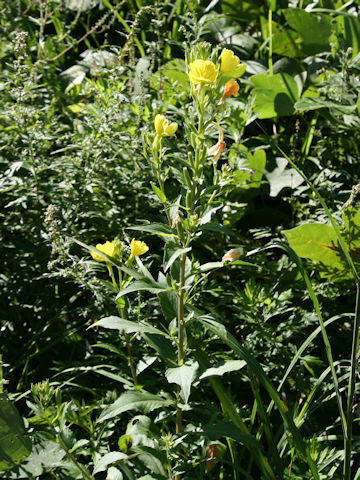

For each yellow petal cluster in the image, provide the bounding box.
[91,241,118,262]
[220,49,241,73]
[188,59,218,85]
[131,239,149,257]
[154,114,178,137]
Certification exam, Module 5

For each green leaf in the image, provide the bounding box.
[163,243,191,272]
[93,452,128,474]
[165,361,198,404]
[203,422,261,450]
[94,316,168,337]
[116,279,167,298]
[251,73,299,118]
[127,224,178,238]
[196,315,320,480]
[343,207,360,252]
[199,360,246,380]
[284,8,332,55]
[295,97,356,114]
[282,223,344,269]
[151,184,166,203]
[264,157,304,197]
[197,262,224,272]
[98,391,173,422]
[0,394,32,472]
[6,440,65,478]
[221,64,247,79]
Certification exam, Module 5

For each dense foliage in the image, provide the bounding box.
[1,1,360,479]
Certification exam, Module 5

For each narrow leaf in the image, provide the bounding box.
[94,316,168,337]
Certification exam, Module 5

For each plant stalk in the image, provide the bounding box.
[344,283,360,480]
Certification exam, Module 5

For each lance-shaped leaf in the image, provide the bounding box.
[165,362,198,404]
[94,316,169,337]
[116,279,167,298]
[98,391,173,422]
[127,224,178,238]
[199,360,246,380]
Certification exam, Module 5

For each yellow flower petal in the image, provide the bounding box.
[91,241,118,262]
[131,239,149,257]
[188,59,218,85]
[154,114,178,137]
[220,49,241,73]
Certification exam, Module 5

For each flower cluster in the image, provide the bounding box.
[188,48,243,98]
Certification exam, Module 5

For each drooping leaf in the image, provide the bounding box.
[295,97,356,114]
[127,224,177,238]
[199,360,246,380]
[98,391,173,422]
[94,316,168,337]
[0,394,32,472]
[165,361,198,404]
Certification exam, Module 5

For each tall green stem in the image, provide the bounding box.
[344,284,360,480]
[268,9,273,75]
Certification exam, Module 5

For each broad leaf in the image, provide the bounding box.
[165,362,198,404]
[0,394,32,472]
[251,73,299,118]
[93,452,128,474]
[264,157,303,197]
[98,391,173,422]
[282,223,344,269]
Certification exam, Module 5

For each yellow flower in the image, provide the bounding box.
[223,78,239,97]
[91,241,118,262]
[188,59,218,85]
[220,49,241,73]
[131,239,149,257]
[154,114,178,137]
[222,247,244,263]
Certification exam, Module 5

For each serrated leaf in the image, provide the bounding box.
[199,360,246,380]
[98,391,173,422]
[94,316,168,337]
[264,157,304,197]
[93,452,128,474]
[165,362,198,404]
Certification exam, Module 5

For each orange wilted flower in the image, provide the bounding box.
[222,247,244,262]
[208,122,225,162]
[224,78,239,97]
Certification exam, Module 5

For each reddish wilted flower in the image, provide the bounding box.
[224,78,239,97]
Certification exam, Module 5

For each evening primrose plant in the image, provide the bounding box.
[85,44,326,480]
